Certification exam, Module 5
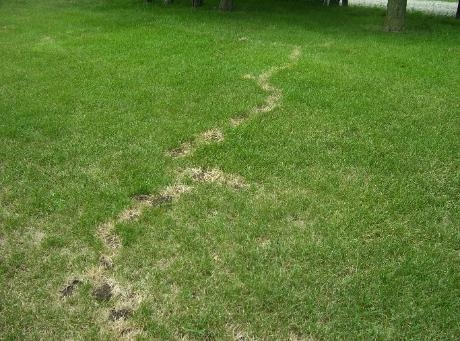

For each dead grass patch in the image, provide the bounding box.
[246,46,302,115]
[100,254,114,269]
[256,237,271,249]
[118,207,142,222]
[198,128,224,144]
[161,184,193,200]
[226,323,254,341]
[60,279,82,298]
[156,258,174,270]
[167,142,193,158]
[289,46,302,61]
[230,115,248,127]
[133,193,172,207]
[96,221,121,250]
[181,167,248,190]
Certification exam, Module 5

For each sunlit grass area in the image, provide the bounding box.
[1,0,459,339]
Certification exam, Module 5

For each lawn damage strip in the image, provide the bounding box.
[179,167,248,190]
[59,46,300,339]
[167,128,225,158]
[59,167,247,338]
[167,46,301,159]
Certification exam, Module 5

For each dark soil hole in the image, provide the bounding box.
[60,279,82,298]
[92,283,113,302]
[109,308,132,321]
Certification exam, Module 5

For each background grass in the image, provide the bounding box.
[1,0,459,339]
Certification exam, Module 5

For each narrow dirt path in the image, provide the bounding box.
[60,45,302,339]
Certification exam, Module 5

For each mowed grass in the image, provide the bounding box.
[1,0,459,339]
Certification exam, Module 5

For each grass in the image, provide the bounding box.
[1,0,459,339]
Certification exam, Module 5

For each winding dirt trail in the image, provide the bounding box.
[60,45,302,339]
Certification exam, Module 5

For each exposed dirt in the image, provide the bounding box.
[93,282,113,301]
[60,279,82,297]
[109,308,132,321]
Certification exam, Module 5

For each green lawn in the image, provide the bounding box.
[1,0,459,339]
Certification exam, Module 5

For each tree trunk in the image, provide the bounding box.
[329,0,340,5]
[456,0,459,18]
[164,0,173,4]
[342,0,348,6]
[219,0,233,11]
[384,0,407,32]
[192,0,203,7]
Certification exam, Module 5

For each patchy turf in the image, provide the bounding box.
[0,0,459,339]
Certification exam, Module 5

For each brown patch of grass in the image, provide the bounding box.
[133,193,173,207]
[161,184,193,200]
[198,128,224,144]
[181,167,248,190]
[100,255,114,269]
[289,46,302,61]
[246,46,302,115]
[60,279,82,298]
[118,207,142,222]
[156,258,173,270]
[256,237,271,249]
[167,142,193,158]
[230,115,248,127]
[113,324,144,340]
[96,221,121,250]
[226,323,254,341]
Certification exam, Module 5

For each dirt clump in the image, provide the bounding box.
[93,282,113,301]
